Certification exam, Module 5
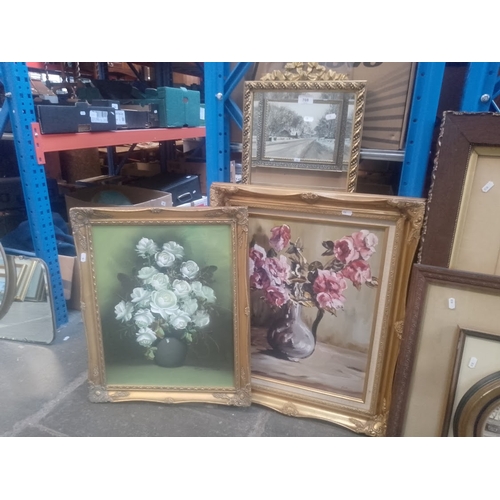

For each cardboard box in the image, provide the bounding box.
[120,162,161,177]
[167,161,207,194]
[65,184,173,220]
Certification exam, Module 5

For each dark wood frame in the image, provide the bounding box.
[419,111,500,267]
[387,264,500,437]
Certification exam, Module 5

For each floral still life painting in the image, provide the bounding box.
[114,237,220,368]
[248,217,383,399]
[70,206,251,406]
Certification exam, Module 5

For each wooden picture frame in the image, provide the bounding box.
[210,182,425,435]
[387,264,500,436]
[70,206,251,406]
[443,329,500,436]
[419,112,500,274]
[242,63,366,192]
[453,371,500,437]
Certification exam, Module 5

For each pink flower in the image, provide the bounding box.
[316,292,345,311]
[333,236,359,264]
[342,259,372,287]
[249,244,266,267]
[313,269,348,297]
[264,286,289,308]
[250,267,271,290]
[351,230,378,260]
[263,255,290,287]
[269,224,291,252]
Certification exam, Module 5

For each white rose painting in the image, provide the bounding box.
[114,238,219,360]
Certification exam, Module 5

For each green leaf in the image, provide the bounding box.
[308,261,324,272]
[321,240,335,256]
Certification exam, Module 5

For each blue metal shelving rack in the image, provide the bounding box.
[204,62,448,199]
[203,62,500,199]
[0,62,68,327]
[2,61,499,331]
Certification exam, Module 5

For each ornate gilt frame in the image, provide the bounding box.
[242,63,366,192]
[210,182,425,435]
[387,265,500,436]
[70,206,251,406]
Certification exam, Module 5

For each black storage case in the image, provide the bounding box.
[37,102,117,134]
[127,173,202,206]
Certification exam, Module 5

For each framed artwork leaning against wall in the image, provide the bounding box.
[210,182,425,435]
[419,111,500,274]
[70,206,251,406]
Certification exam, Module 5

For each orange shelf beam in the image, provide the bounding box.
[31,123,206,164]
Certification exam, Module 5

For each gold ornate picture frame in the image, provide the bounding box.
[210,182,424,435]
[242,63,366,192]
[70,206,251,406]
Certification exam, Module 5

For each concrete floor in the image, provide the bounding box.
[0,310,360,437]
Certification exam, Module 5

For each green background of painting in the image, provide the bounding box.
[91,223,235,388]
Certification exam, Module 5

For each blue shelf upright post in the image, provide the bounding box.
[0,62,68,328]
[460,62,500,112]
[204,62,253,198]
[398,62,446,198]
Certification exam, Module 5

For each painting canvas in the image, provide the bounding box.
[70,206,251,406]
[211,183,425,435]
[242,77,366,192]
[249,215,383,399]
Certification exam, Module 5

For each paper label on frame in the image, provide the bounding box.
[325,113,337,120]
[80,253,87,263]
[298,95,314,105]
[482,181,494,192]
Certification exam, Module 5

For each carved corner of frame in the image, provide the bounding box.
[88,384,112,403]
[213,384,251,407]
[349,400,388,437]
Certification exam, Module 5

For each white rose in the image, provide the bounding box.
[201,285,216,303]
[172,279,191,299]
[115,300,134,322]
[162,241,184,259]
[149,290,179,320]
[193,310,210,328]
[180,260,199,280]
[133,308,155,328]
[181,297,198,316]
[137,266,157,284]
[170,311,191,330]
[191,281,204,298]
[150,273,170,291]
[136,238,158,258]
[136,327,157,347]
[130,287,151,307]
[156,250,176,268]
